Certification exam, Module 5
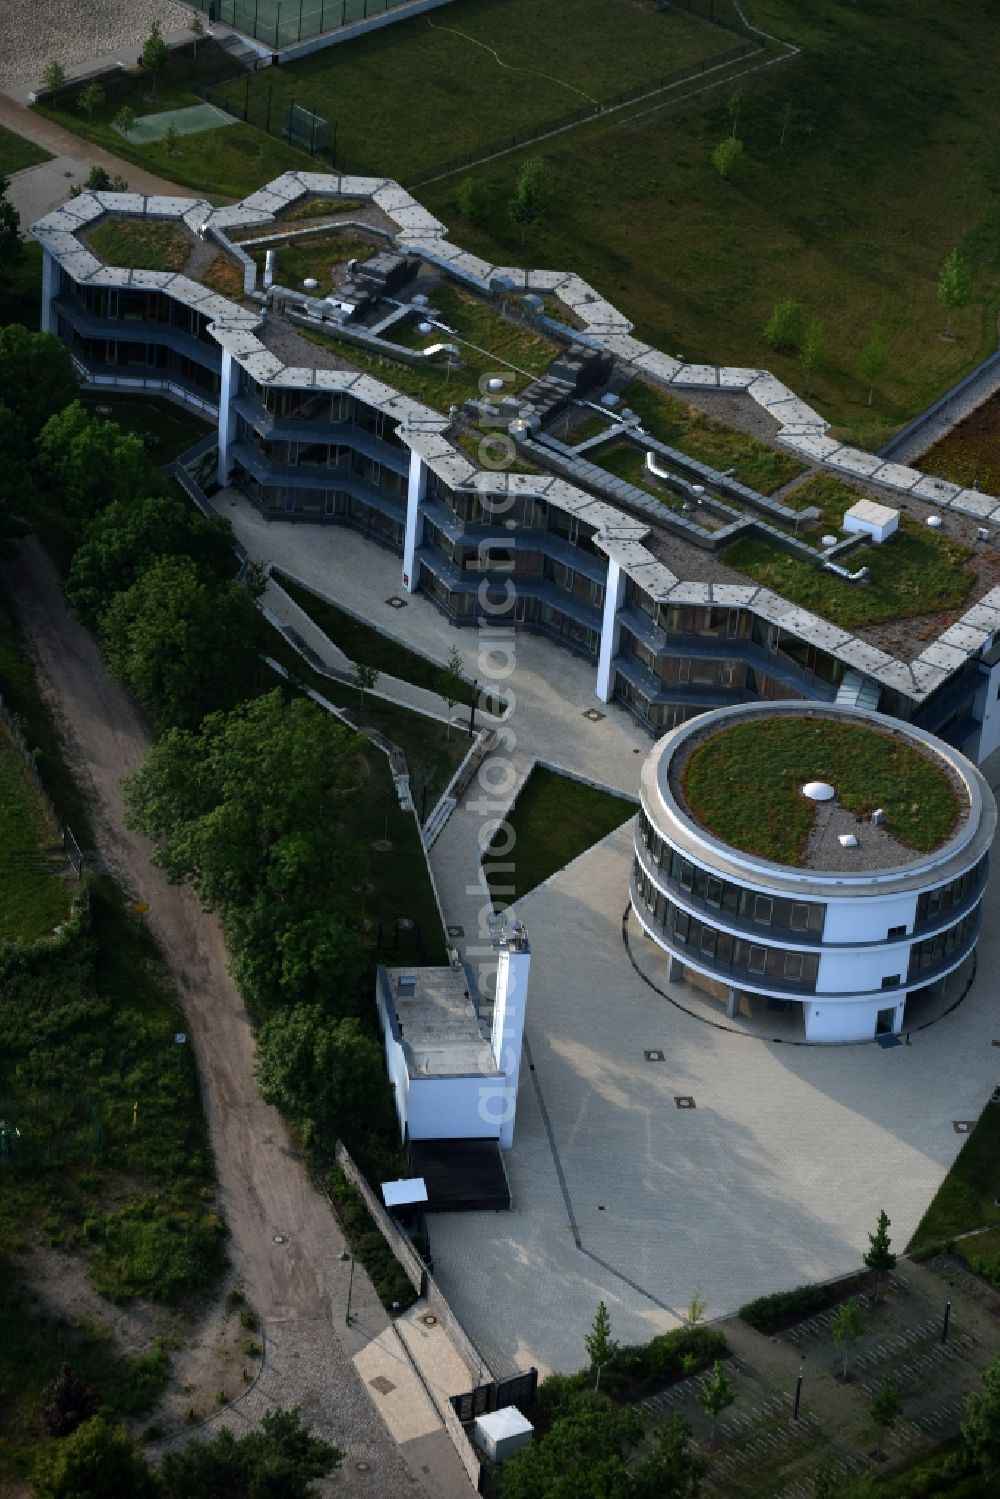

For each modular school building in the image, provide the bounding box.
[33,172,1000,764]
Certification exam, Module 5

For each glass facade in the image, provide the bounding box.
[632,859,820,991]
[637,812,826,938]
[914,856,988,928]
[908,908,979,981]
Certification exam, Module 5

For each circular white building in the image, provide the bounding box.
[632,702,996,1042]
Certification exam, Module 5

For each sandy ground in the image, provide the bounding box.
[0,537,449,1497]
[0,1,192,91]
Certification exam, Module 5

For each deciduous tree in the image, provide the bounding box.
[870,1375,902,1457]
[99,554,264,729]
[711,137,745,182]
[697,1359,735,1445]
[960,1353,1000,1481]
[254,1008,392,1147]
[31,1415,156,1499]
[141,22,169,99]
[763,298,804,353]
[508,157,548,243]
[37,401,153,518]
[832,1296,863,1380]
[41,60,66,99]
[436,645,465,741]
[858,327,888,408]
[189,11,206,59]
[0,325,77,440]
[39,1364,97,1437]
[938,247,972,335]
[66,491,235,624]
[76,82,104,125]
[113,106,137,141]
[159,1405,341,1497]
[0,175,23,278]
[800,319,825,395]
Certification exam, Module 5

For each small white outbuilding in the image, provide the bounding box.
[842,498,899,544]
[473,1406,534,1462]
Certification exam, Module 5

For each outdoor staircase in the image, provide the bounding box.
[836,669,882,712]
[421,795,457,850]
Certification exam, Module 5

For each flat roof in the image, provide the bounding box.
[384,964,499,1079]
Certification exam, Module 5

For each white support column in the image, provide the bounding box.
[402,447,427,593]
[490,922,531,1150]
[217,349,238,486]
[40,248,58,334]
[595,556,626,702]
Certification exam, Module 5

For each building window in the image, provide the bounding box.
[881,975,900,990]
[887,925,906,939]
[753,895,773,926]
[747,947,767,975]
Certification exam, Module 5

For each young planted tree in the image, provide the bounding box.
[780,98,795,149]
[864,1208,896,1303]
[726,88,744,139]
[508,157,548,244]
[141,21,169,99]
[190,11,206,58]
[354,661,379,709]
[41,59,66,100]
[163,122,180,158]
[76,81,104,126]
[436,645,465,741]
[711,137,745,183]
[683,1287,707,1329]
[763,297,804,353]
[697,1359,736,1446]
[859,326,888,407]
[584,1301,619,1391]
[938,247,972,336]
[800,319,825,396]
[113,105,137,141]
[811,1458,839,1499]
[870,1375,902,1458]
[831,1297,863,1380]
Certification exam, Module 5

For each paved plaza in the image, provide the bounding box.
[427,824,1000,1375]
[226,489,1000,1380]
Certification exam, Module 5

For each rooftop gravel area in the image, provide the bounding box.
[677,715,962,868]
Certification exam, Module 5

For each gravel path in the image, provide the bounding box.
[0,537,470,1499]
[0,1,191,91]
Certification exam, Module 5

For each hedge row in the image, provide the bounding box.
[739,1274,866,1333]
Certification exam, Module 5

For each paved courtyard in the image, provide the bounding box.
[427,824,1000,1376]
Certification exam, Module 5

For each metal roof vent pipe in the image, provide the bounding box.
[263,249,276,292]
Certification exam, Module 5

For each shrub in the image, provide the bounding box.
[738,1279,865,1333]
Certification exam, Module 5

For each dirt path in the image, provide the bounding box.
[0,537,471,1498]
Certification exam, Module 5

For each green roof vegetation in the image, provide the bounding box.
[485,765,634,907]
[590,439,682,509]
[453,426,539,472]
[200,253,245,299]
[920,392,1000,496]
[778,472,867,544]
[621,380,805,495]
[87,216,190,273]
[302,282,556,413]
[722,517,975,630]
[250,231,378,290]
[282,196,368,221]
[681,716,959,866]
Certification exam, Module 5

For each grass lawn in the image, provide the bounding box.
[908,1101,1000,1250]
[722,518,975,631]
[0,727,70,943]
[79,393,211,463]
[485,765,635,907]
[920,392,1000,496]
[423,0,1000,433]
[250,230,378,288]
[682,717,959,866]
[0,123,51,176]
[214,0,737,182]
[34,42,311,201]
[86,216,190,272]
[274,570,479,706]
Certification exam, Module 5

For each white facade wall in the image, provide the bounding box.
[820,890,917,944]
[406,1075,503,1141]
[402,449,426,593]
